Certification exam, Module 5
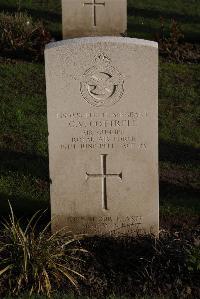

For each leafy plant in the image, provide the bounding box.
[0,12,51,60]
[157,18,184,62]
[186,244,200,272]
[0,203,86,297]
[157,18,200,63]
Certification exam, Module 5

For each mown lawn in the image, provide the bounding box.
[0,0,199,225]
[159,62,200,219]
[128,0,200,42]
[0,61,49,219]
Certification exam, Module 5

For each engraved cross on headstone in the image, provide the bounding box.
[86,154,122,210]
[84,0,105,27]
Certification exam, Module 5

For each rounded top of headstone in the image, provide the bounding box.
[45,37,158,51]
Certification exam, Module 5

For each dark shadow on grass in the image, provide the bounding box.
[80,232,200,298]
[0,150,49,179]
[128,6,200,25]
[159,140,200,213]
[160,180,200,213]
[128,21,157,36]
[128,21,200,43]
[159,140,200,166]
[127,8,200,43]
[0,150,50,221]
[0,193,50,222]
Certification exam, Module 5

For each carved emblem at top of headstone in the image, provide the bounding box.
[80,53,124,107]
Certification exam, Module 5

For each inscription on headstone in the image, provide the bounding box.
[62,0,127,38]
[45,37,159,236]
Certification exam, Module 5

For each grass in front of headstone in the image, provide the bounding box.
[0,204,198,298]
[1,211,199,298]
[0,204,88,297]
[0,59,199,226]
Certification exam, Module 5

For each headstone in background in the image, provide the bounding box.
[62,0,127,39]
[45,37,159,236]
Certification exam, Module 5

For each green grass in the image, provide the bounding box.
[0,62,49,218]
[128,0,200,42]
[159,62,200,217]
[0,63,47,154]
[160,62,200,147]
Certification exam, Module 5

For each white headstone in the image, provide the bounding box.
[45,37,159,236]
[62,0,127,38]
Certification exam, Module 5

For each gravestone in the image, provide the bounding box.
[62,0,127,38]
[45,37,159,236]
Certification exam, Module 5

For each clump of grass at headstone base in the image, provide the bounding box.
[0,12,51,60]
[0,203,87,297]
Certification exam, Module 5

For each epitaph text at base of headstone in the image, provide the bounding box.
[45,37,159,236]
[62,0,127,38]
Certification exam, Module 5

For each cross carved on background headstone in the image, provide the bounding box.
[62,0,127,38]
[84,0,105,26]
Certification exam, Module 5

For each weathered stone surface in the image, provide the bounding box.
[45,37,159,236]
[62,0,127,38]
